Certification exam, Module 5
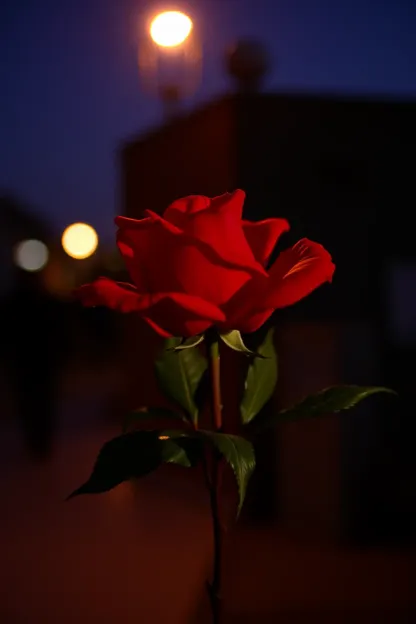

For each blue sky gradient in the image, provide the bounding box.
[1,0,415,242]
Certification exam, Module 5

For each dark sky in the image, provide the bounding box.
[1,0,416,243]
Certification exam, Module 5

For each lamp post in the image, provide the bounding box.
[138,9,202,119]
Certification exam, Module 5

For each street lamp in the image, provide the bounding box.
[138,9,201,118]
[14,239,49,272]
[61,223,98,260]
[149,11,192,48]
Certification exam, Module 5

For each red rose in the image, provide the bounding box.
[76,190,335,337]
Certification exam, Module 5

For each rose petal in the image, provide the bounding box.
[163,191,244,224]
[115,216,155,290]
[116,212,252,307]
[243,218,290,266]
[75,278,143,313]
[264,238,335,309]
[163,195,210,222]
[75,277,226,337]
[116,212,180,241]
[145,293,224,337]
[220,238,335,333]
[141,317,172,338]
[218,292,274,334]
[160,191,267,277]
[209,190,245,217]
[218,307,274,334]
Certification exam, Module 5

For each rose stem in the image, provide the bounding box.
[206,331,223,624]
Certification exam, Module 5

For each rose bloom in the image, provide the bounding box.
[77,190,335,337]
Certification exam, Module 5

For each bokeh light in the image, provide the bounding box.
[14,239,49,272]
[149,11,193,48]
[61,222,98,259]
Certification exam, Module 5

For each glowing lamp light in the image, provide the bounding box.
[149,11,193,48]
[61,222,98,259]
[14,239,49,272]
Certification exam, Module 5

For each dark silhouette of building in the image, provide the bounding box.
[0,194,51,294]
[0,195,68,461]
[118,92,416,544]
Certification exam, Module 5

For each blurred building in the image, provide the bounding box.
[118,90,416,545]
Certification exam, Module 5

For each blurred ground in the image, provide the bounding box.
[0,360,415,624]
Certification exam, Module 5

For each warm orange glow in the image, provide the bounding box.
[149,11,192,48]
[61,223,98,259]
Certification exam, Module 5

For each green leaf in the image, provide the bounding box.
[160,439,193,467]
[159,433,204,468]
[66,429,204,500]
[169,335,205,351]
[220,330,262,356]
[201,431,256,516]
[122,406,187,433]
[257,385,396,429]
[155,338,208,426]
[66,431,163,500]
[240,328,278,425]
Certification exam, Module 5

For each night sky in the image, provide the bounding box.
[1,0,416,244]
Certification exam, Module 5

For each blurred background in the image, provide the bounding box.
[1,0,416,622]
